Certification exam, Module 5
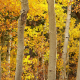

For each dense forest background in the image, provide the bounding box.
[0,0,80,80]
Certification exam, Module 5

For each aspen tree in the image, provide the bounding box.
[48,0,56,80]
[59,0,72,80]
[15,0,29,80]
[0,50,1,80]
[76,33,80,80]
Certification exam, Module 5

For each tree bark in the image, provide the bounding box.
[0,51,1,80]
[15,0,29,80]
[48,0,56,80]
[76,27,80,80]
[6,39,10,78]
[59,0,72,80]
[0,38,2,80]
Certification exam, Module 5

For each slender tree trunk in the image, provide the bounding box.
[76,26,80,80]
[6,29,12,78]
[15,0,29,80]
[6,40,10,78]
[42,25,46,80]
[0,38,2,80]
[0,51,1,80]
[6,40,10,63]
[59,0,72,80]
[48,0,56,80]
[6,27,12,63]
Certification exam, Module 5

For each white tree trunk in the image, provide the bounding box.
[6,29,12,78]
[6,40,11,64]
[0,52,1,80]
[15,0,29,80]
[6,40,11,78]
[76,34,80,80]
[48,0,56,80]
[0,38,2,80]
[59,0,72,80]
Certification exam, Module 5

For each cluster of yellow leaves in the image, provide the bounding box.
[55,4,67,29]
[23,55,37,79]
[56,0,74,6]
[69,18,80,62]
[23,55,37,64]
[0,0,20,33]
[69,18,80,38]
[28,0,48,20]
[0,0,21,15]
[57,59,63,71]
